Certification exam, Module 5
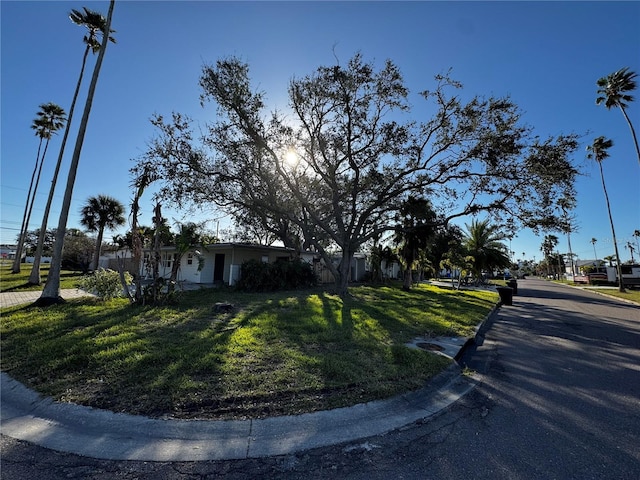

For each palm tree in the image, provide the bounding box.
[590,237,598,262]
[12,118,46,274]
[596,67,640,167]
[12,103,66,274]
[587,136,625,292]
[80,195,125,271]
[28,8,116,286]
[39,1,116,305]
[627,242,636,263]
[603,255,616,267]
[394,197,437,290]
[558,196,576,276]
[464,218,510,283]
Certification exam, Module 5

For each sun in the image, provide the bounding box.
[284,149,298,167]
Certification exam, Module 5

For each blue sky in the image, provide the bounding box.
[2,1,639,264]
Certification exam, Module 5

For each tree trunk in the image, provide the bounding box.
[131,211,143,304]
[15,137,52,274]
[620,105,640,167]
[566,232,575,278]
[116,254,134,303]
[28,46,90,285]
[334,249,353,298]
[92,226,105,271]
[39,0,115,305]
[598,162,625,293]
[12,138,44,274]
[168,252,184,293]
[402,267,413,291]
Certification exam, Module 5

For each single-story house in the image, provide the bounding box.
[103,243,370,286]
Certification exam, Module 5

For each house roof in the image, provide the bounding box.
[139,243,296,253]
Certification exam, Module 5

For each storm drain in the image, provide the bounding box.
[415,342,445,351]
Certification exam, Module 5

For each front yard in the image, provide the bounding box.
[0,283,497,420]
[0,262,84,292]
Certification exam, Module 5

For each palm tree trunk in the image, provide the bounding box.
[567,232,575,277]
[40,0,115,304]
[620,105,640,167]
[92,226,105,271]
[17,137,51,266]
[28,46,91,285]
[15,137,51,272]
[12,138,44,273]
[598,162,625,292]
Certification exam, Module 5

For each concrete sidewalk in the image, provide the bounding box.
[0,289,95,308]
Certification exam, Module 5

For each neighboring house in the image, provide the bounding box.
[572,259,607,284]
[0,244,18,260]
[315,252,368,284]
[103,243,371,286]
[379,258,402,280]
[24,256,52,264]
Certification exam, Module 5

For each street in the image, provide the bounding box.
[2,278,639,479]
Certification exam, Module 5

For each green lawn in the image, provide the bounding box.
[1,283,497,420]
[590,288,640,304]
[550,278,640,304]
[0,262,84,292]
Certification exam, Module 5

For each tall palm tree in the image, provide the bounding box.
[558,196,576,276]
[39,0,116,305]
[12,119,46,273]
[591,237,598,262]
[80,195,125,271]
[28,7,116,285]
[596,67,640,167]
[626,242,636,263]
[587,136,625,292]
[464,218,510,283]
[12,103,66,274]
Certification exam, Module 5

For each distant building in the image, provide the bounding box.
[0,244,18,260]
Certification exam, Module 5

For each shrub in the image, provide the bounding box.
[77,268,132,300]
[236,259,317,292]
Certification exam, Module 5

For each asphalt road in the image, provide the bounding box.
[2,278,639,479]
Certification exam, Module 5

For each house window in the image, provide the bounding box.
[161,253,175,269]
[187,253,193,265]
[261,255,269,263]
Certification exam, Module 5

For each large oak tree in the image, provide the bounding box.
[133,54,579,297]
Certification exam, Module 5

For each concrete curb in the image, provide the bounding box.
[0,364,475,461]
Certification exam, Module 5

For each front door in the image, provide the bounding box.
[213,253,225,283]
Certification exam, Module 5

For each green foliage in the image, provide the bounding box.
[134,53,580,297]
[77,268,132,300]
[61,229,94,272]
[464,218,510,280]
[236,259,317,292]
[22,229,56,256]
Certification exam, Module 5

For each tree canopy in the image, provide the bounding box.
[133,54,580,296]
